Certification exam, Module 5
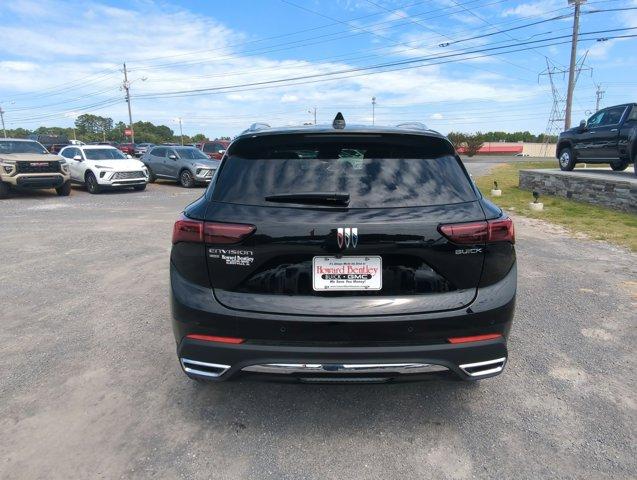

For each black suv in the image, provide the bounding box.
[170,115,516,383]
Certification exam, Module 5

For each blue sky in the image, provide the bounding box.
[0,0,636,138]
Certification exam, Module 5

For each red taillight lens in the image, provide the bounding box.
[447,333,502,344]
[186,334,245,344]
[172,215,255,244]
[204,222,256,244]
[439,221,488,244]
[439,216,514,245]
[172,214,203,243]
[487,217,515,243]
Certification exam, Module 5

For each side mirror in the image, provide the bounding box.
[168,154,178,160]
[73,155,83,161]
[218,149,226,154]
[578,119,587,130]
[126,154,133,159]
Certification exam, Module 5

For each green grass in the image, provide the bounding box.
[475,161,637,252]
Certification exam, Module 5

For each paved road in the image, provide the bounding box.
[1,180,635,480]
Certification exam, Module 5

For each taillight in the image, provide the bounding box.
[438,221,488,244]
[172,214,203,243]
[487,217,515,243]
[172,214,255,244]
[439,216,514,245]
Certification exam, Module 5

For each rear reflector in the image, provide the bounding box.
[447,333,502,344]
[186,334,245,344]
[439,216,514,245]
[172,214,255,244]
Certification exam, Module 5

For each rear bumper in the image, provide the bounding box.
[170,263,516,382]
[178,338,508,382]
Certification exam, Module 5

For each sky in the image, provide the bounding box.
[0,0,636,138]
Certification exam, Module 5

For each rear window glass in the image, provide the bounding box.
[212,134,476,208]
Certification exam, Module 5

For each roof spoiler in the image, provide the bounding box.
[395,122,429,131]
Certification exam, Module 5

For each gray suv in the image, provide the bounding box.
[141,146,221,187]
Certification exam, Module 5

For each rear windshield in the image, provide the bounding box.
[212,134,476,208]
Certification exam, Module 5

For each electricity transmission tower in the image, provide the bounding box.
[538,54,591,156]
[595,84,605,112]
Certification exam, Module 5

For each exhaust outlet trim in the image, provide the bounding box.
[181,358,231,378]
[459,357,506,377]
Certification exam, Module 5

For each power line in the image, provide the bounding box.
[132,29,637,100]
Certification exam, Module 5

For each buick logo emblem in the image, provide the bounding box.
[337,227,358,249]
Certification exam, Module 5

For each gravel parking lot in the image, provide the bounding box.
[1,171,635,480]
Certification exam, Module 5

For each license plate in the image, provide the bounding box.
[312,256,382,291]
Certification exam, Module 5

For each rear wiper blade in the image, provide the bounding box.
[264,192,350,206]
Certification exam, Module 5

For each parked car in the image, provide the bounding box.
[557,102,637,175]
[59,145,148,194]
[170,115,516,383]
[134,143,154,157]
[117,143,136,156]
[141,145,220,187]
[198,140,230,159]
[28,134,70,154]
[0,138,71,198]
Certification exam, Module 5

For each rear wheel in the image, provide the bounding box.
[56,180,71,196]
[180,169,195,188]
[0,181,10,199]
[133,184,147,191]
[558,147,576,171]
[85,172,101,194]
[610,160,629,171]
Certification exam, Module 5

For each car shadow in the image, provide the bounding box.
[166,375,483,433]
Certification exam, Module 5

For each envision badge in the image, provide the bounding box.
[337,227,358,249]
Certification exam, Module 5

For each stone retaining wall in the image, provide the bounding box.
[519,169,636,214]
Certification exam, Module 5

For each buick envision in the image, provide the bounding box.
[170,115,516,383]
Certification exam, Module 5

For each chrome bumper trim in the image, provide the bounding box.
[242,362,449,375]
[181,358,231,378]
[459,357,506,377]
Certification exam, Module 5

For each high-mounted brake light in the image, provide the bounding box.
[439,216,514,245]
[186,334,245,344]
[172,214,255,244]
[447,333,502,344]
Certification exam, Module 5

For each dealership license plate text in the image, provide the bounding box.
[312,256,382,291]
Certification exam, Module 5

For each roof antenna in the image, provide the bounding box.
[332,112,346,129]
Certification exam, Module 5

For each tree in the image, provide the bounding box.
[191,133,208,142]
[446,132,467,150]
[464,134,484,157]
[75,114,113,141]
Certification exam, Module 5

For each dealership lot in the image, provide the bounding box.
[1,172,635,479]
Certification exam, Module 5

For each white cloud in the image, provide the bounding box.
[280,94,299,103]
[430,113,444,120]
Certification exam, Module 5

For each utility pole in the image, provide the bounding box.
[372,97,377,125]
[0,106,6,138]
[595,84,605,111]
[564,0,586,130]
[122,63,135,144]
[177,117,184,145]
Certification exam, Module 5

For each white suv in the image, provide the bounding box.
[59,145,149,194]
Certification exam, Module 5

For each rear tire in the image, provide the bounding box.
[0,181,10,199]
[558,147,576,171]
[180,169,195,188]
[610,160,629,171]
[56,180,71,196]
[133,184,147,191]
[85,172,101,194]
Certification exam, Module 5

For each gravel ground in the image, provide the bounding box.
[0,172,635,480]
